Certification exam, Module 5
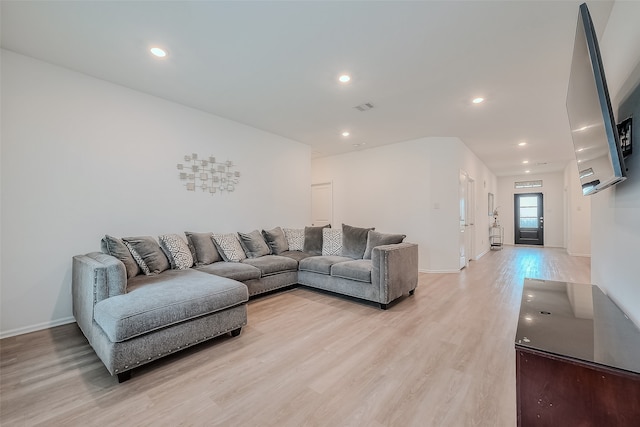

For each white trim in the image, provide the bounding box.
[566,250,591,257]
[0,317,75,339]
[419,268,461,274]
[475,249,489,260]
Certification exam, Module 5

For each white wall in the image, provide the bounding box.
[312,137,496,273]
[496,172,565,248]
[563,162,591,257]
[0,50,311,338]
[587,0,640,327]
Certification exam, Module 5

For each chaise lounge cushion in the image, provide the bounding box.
[298,255,354,275]
[241,255,298,277]
[94,269,248,342]
[195,262,261,282]
[331,259,373,283]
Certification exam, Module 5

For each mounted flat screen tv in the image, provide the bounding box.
[566,3,627,196]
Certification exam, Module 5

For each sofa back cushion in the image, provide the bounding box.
[262,227,289,255]
[122,236,170,275]
[363,230,406,259]
[102,235,141,279]
[238,230,271,258]
[341,224,374,259]
[303,225,330,256]
[185,231,222,265]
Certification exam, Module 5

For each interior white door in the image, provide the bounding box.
[467,177,475,263]
[459,171,468,269]
[311,182,333,227]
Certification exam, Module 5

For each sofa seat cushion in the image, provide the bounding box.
[94,269,248,342]
[298,256,354,275]
[331,259,373,283]
[241,255,298,277]
[195,262,261,282]
[279,250,313,262]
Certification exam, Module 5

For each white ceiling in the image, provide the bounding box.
[0,1,621,176]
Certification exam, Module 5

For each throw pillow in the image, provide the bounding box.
[185,231,222,265]
[122,236,170,275]
[304,225,331,256]
[122,240,151,275]
[262,227,289,255]
[102,235,141,279]
[341,224,375,259]
[212,233,247,262]
[238,230,271,258]
[159,234,194,270]
[283,228,304,251]
[322,228,343,256]
[363,230,406,259]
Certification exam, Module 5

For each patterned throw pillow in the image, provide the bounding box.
[322,228,343,256]
[212,233,247,262]
[123,241,151,275]
[159,234,194,270]
[283,228,304,251]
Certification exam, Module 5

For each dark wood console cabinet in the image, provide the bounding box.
[515,279,640,426]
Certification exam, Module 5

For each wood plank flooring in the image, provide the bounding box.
[0,246,591,426]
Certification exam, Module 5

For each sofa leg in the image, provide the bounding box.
[230,327,242,337]
[409,289,415,296]
[117,371,132,383]
[380,303,388,310]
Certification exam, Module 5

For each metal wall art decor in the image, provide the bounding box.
[177,153,241,194]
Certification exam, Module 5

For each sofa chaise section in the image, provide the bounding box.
[73,252,248,382]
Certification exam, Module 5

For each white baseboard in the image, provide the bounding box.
[0,316,76,340]
[566,250,591,257]
[475,249,489,260]
[419,268,461,274]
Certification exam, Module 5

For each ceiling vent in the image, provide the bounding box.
[354,102,374,112]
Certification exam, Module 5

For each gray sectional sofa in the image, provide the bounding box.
[72,225,418,382]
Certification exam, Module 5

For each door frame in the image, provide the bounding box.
[514,192,544,246]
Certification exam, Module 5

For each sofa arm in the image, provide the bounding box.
[72,252,127,339]
[371,242,419,304]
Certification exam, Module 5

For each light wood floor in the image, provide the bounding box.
[1,246,590,426]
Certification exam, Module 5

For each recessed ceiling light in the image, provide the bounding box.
[150,47,167,58]
[522,160,529,164]
[341,131,350,137]
[472,97,485,104]
[338,74,351,83]
[525,170,531,174]
[518,142,527,146]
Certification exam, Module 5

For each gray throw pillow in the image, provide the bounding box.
[102,235,141,279]
[363,230,406,260]
[122,236,170,275]
[238,230,271,258]
[341,224,375,259]
[303,225,330,256]
[185,231,222,265]
[262,227,289,255]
